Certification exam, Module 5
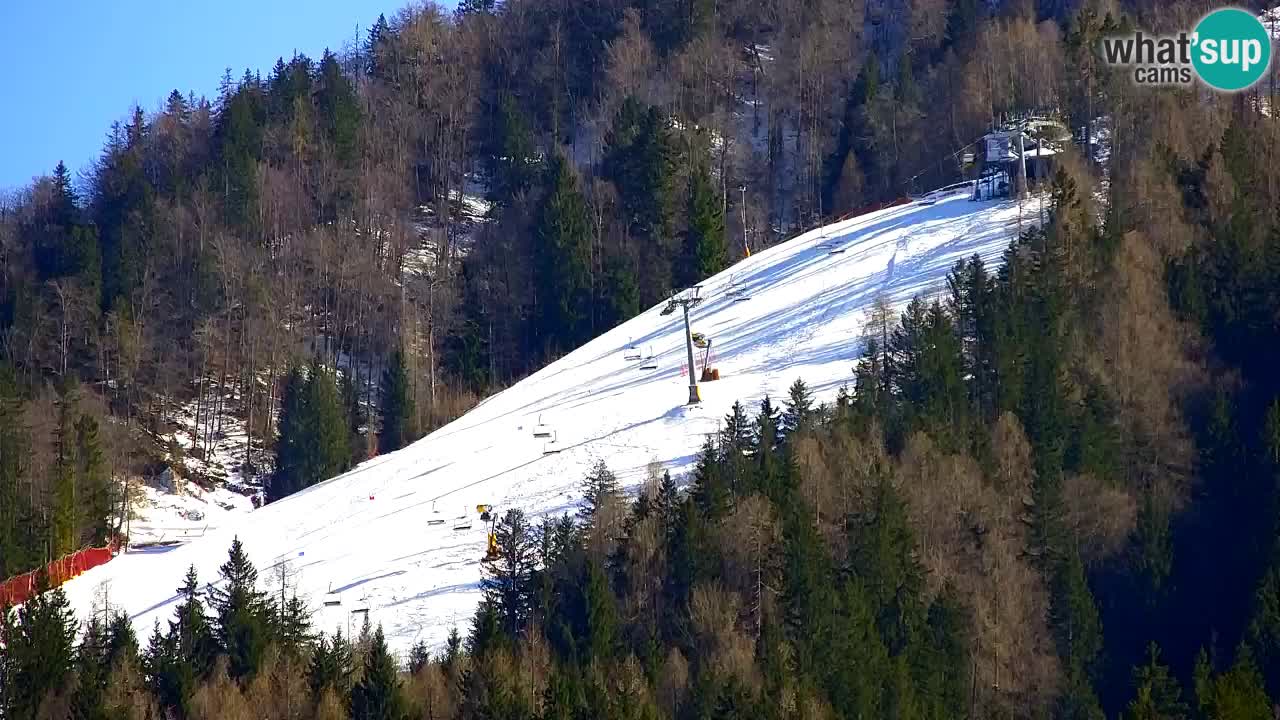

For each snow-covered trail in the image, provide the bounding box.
[65,189,1023,655]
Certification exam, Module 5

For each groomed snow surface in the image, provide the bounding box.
[65,188,1025,658]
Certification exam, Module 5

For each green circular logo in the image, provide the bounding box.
[1192,8,1273,91]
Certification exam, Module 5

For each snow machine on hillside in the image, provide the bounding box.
[480,506,501,563]
[691,332,709,349]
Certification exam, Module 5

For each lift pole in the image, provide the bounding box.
[681,303,699,404]
[662,287,705,405]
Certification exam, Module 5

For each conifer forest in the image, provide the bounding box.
[5,0,1280,718]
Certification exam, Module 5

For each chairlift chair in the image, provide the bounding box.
[542,431,563,455]
[623,339,642,361]
[323,583,342,607]
[639,347,658,371]
[531,414,553,438]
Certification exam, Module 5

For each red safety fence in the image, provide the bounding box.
[0,537,122,607]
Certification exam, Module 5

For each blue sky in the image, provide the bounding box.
[0,1,416,192]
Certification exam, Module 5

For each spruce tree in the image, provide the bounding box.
[680,162,727,287]
[50,381,81,558]
[301,362,349,486]
[270,366,307,502]
[209,537,271,681]
[690,435,731,519]
[580,460,621,529]
[782,378,816,438]
[1127,643,1188,720]
[2,577,77,719]
[379,348,416,454]
[341,369,366,467]
[535,153,592,356]
[0,364,32,578]
[309,628,354,703]
[74,413,112,545]
[351,625,406,720]
[583,558,619,663]
[170,565,216,679]
[481,508,538,637]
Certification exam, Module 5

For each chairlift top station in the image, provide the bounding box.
[63,189,1027,658]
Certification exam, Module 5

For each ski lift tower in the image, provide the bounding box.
[661,286,705,405]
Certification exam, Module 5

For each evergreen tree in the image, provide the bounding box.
[690,435,731,519]
[270,364,348,501]
[583,558,619,663]
[680,162,727,287]
[301,362,349,482]
[350,625,406,720]
[846,477,925,654]
[74,413,112,545]
[580,460,621,529]
[309,628,354,703]
[1,577,77,719]
[0,365,33,578]
[484,94,539,207]
[1127,643,1188,720]
[270,366,308,502]
[407,640,430,675]
[50,381,81,558]
[316,50,360,168]
[535,153,592,356]
[209,537,271,681]
[481,508,538,636]
[379,348,417,454]
[341,369,366,466]
[782,378,816,438]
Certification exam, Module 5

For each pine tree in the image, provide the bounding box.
[481,508,538,636]
[2,577,77,718]
[407,640,430,675]
[270,366,308,502]
[580,460,621,529]
[351,625,406,720]
[74,413,112,545]
[845,477,926,655]
[690,435,731,519]
[50,380,81,558]
[341,369,366,466]
[309,628,354,703]
[535,153,592,356]
[680,162,727,287]
[316,50,360,168]
[209,537,271,681]
[1127,643,1188,720]
[170,565,216,678]
[0,364,33,579]
[583,558,619,663]
[301,362,349,485]
[782,378,816,438]
[379,348,417,454]
[484,94,538,207]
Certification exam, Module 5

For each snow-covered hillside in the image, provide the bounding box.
[65,188,1025,655]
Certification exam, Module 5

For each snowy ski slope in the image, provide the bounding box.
[65,188,1025,655]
